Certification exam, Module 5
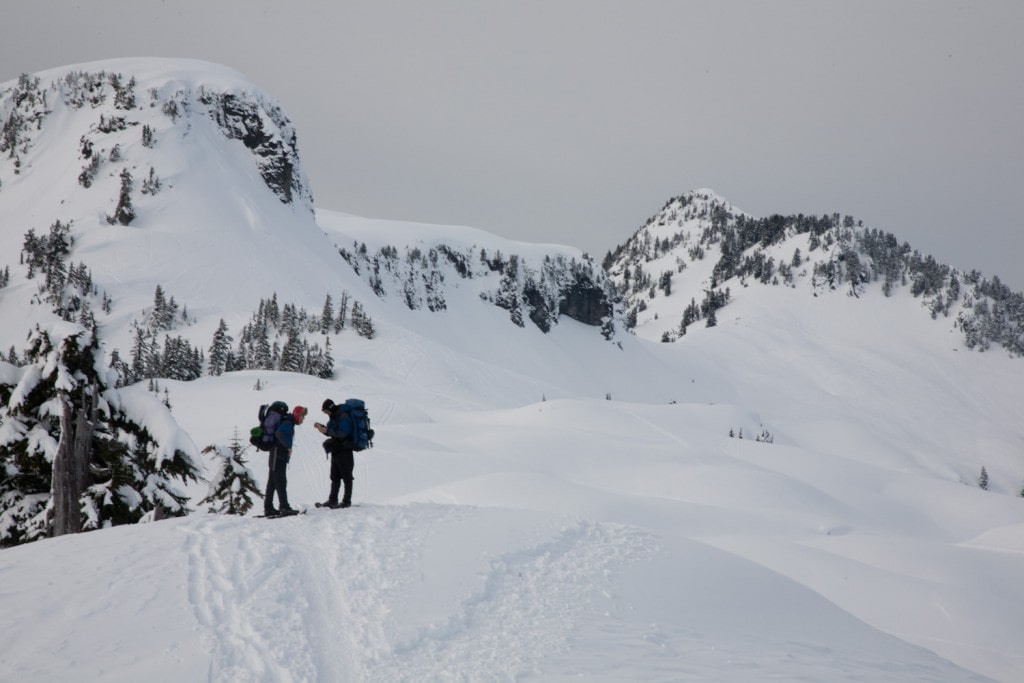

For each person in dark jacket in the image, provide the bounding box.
[315,399,354,508]
[264,405,307,516]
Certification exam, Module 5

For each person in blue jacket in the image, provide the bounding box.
[264,405,307,516]
[315,399,354,508]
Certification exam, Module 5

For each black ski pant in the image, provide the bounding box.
[265,447,290,512]
[327,443,354,505]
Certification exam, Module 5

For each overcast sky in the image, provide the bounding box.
[3,1,1022,289]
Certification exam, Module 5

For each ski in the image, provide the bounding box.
[254,508,306,518]
[314,502,358,509]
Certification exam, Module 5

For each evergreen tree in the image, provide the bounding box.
[351,301,376,339]
[280,302,296,336]
[151,285,171,330]
[253,322,273,370]
[266,293,281,328]
[279,331,305,373]
[320,294,334,334]
[140,166,161,195]
[112,74,137,110]
[334,291,349,333]
[160,335,202,381]
[208,318,232,376]
[129,324,149,382]
[0,325,200,545]
[201,429,262,515]
[979,466,989,491]
[679,298,700,336]
[319,336,335,379]
[107,168,136,226]
[108,347,131,387]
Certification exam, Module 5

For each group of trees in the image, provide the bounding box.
[107,285,202,386]
[102,287,380,384]
[340,239,618,338]
[11,220,381,386]
[0,322,264,546]
[340,241,452,312]
[0,73,46,177]
[0,325,201,546]
[221,292,373,379]
[657,284,732,341]
[21,221,110,329]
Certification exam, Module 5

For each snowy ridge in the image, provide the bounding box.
[319,210,620,335]
[607,189,1024,355]
[1,59,1023,682]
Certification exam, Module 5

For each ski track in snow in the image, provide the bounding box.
[182,504,651,681]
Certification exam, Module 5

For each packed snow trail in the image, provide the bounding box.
[182,503,654,682]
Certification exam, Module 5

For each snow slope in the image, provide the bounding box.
[5,281,1023,681]
[2,59,1024,682]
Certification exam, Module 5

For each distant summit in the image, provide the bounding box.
[605,188,1024,356]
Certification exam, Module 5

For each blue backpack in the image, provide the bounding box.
[340,398,374,451]
[250,401,288,451]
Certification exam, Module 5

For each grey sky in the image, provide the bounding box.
[3,1,1022,289]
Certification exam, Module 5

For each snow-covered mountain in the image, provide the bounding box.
[605,188,1023,355]
[2,59,1024,682]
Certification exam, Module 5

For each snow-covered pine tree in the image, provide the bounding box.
[351,301,376,339]
[278,331,304,373]
[107,168,136,226]
[320,294,334,334]
[0,324,201,546]
[140,166,162,195]
[320,337,335,379]
[334,291,349,333]
[253,321,273,369]
[201,429,262,515]
[208,318,232,376]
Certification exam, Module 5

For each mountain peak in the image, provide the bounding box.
[683,187,727,203]
[606,188,1024,356]
[12,57,255,91]
[1,57,313,212]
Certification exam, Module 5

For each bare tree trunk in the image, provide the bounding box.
[51,385,98,537]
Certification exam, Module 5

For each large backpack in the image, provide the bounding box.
[340,398,374,451]
[250,401,288,451]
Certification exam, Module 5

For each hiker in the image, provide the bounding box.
[315,399,354,508]
[264,405,308,516]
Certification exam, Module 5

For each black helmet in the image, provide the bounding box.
[321,399,335,412]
